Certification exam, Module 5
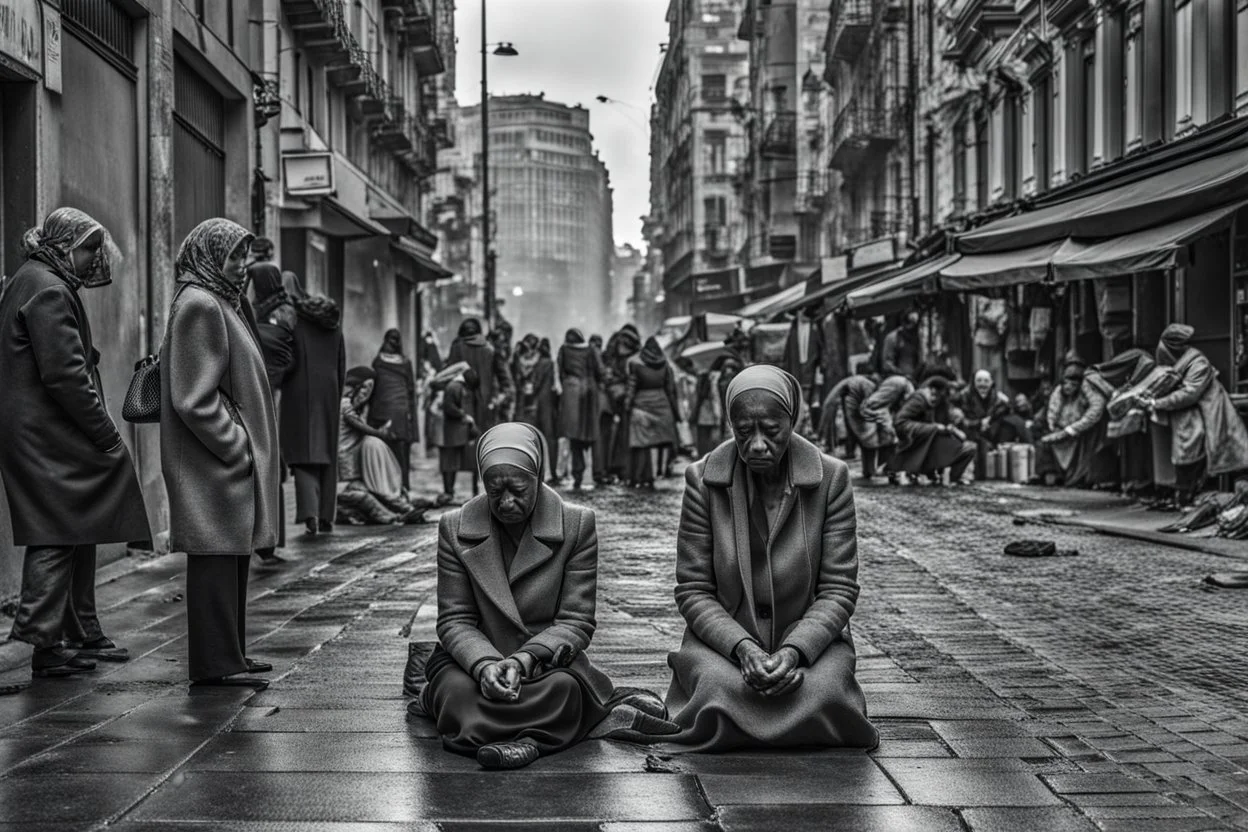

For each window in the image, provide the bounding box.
[1238,0,1248,112]
[227,0,234,47]
[953,118,967,214]
[704,131,727,174]
[1125,3,1144,152]
[975,114,988,209]
[306,64,315,129]
[1174,0,1194,130]
[1032,71,1051,193]
[701,74,727,102]
[293,52,302,114]
[1083,45,1097,171]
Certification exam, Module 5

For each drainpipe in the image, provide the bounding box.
[907,0,920,243]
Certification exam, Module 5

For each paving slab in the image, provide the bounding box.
[942,737,1056,758]
[694,756,904,806]
[960,806,1100,832]
[877,758,1064,807]
[0,773,154,822]
[1043,772,1156,794]
[716,804,962,832]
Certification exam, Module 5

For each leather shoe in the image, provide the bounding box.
[477,741,540,770]
[31,647,96,677]
[244,658,273,674]
[613,687,667,720]
[67,637,130,663]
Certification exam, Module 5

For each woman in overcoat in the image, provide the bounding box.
[370,329,418,491]
[435,362,479,501]
[557,328,602,489]
[0,208,149,677]
[280,283,346,536]
[626,336,681,488]
[161,218,280,689]
[448,318,514,439]
[664,365,878,751]
[418,422,673,769]
[1148,324,1248,501]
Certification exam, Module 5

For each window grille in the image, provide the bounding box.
[63,0,136,74]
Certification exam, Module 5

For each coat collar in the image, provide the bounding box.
[457,484,565,543]
[702,434,823,490]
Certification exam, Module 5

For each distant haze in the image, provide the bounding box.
[454,0,669,248]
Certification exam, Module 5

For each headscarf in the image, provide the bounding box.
[176,218,253,310]
[1157,323,1195,367]
[458,318,484,338]
[476,422,547,480]
[515,334,541,378]
[724,364,802,422]
[640,336,667,369]
[281,270,307,300]
[565,327,586,346]
[589,334,604,350]
[250,261,284,302]
[22,207,118,290]
[344,365,377,400]
[380,328,403,355]
[538,337,553,359]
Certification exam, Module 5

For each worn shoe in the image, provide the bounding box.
[590,704,681,743]
[477,740,541,770]
[303,518,318,537]
[318,519,334,533]
[244,658,273,674]
[68,637,130,663]
[190,675,269,690]
[31,647,97,677]
[612,687,668,720]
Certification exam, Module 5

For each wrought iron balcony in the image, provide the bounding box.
[829,91,906,173]
[284,0,351,64]
[399,113,438,178]
[760,111,797,160]
[826,0,873,63]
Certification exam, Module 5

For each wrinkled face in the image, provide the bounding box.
[730,390,794,473]
[71,231,103,276]
[484,463,540,525]
[223,240,249,285]
[352,378,375,407]
[1061,378,1080,397]
[974,371,993,397]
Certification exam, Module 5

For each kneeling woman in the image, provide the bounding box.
[421,422,672,769]
[665,365,879,751]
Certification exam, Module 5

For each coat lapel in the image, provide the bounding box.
[726,459,759,635]
[507,485,565,585]
[456,497,527,631]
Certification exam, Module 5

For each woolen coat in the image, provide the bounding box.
[558,345,602,442]
[370,356,417,441]
[448,335,513,431]
[161,284,281,555]
[0,260,150,546]
[431,485,614,703]
[280,301,346,465]
[664,435,876,751]
[1153,347,1248,475]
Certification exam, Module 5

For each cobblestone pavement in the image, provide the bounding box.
[0,460,1247,831]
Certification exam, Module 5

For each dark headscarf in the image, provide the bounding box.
[519,333,540,353]
[724,364,803,422]
[640,336,667,369]
[565,328,586,345]
[1094,348,1156,388]
[458,318,484,338]
[538,337,553,359]
[176,218,254,310]
[1157,323,1195,367]
[250,261,284,300]
[476,422,547,481]
[589,334,604,350]
[281,270,307,300]
[22,207,118,290]
[380,328,403,355]
[345,365,377,397]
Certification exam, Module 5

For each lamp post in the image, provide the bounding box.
[480,0,517,326]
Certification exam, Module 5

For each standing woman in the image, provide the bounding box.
[557,328,602,490]
[281,280,346,536]
[448,318,513,438]
[371,329,418,491]
[664,366,878,751]
[537,337,560,478]
[162,219,279,689]
[626,337,681,488]
[0,208,150,678]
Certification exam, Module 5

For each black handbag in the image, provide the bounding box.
[122,355,160,423]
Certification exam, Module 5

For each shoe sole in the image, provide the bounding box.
[74,650,130,663]
[32,666,96,677]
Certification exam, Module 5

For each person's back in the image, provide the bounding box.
[281,295,345,464]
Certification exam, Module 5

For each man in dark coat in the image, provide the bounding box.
[0,208,150,679]
[881,311,922,381]
[890,375,976,485]
[447,318,514,437]
[281,290,346,536]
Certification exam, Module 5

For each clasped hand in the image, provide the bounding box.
[479,657,524,702]
[736,642,803,697]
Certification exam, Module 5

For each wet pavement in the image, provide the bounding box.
[1,458,1247,830]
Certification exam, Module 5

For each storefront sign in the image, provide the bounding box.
[41,6,59,93]
[693,268,739,299]
[850,237,898,271]
[283,152,335,196]
[819,255,848,284]
[0,0,42,77]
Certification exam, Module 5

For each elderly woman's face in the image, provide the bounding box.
[484,463,540,525]
[730,390,794,472]
[223,241,249,284]
[71,231,103,276]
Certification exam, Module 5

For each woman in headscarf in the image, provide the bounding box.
[0,208,149,679]
[1098,348,1158,497]
[664,366,879,751]
[625,336,681,488]
[512,334,557,472]
[281,270,307,301]
[600,324,643,483]
[558,328,603,490]
[336,366,435,525]
[434,361,480,502]
[161,218,280,690]
[889,375,977,485]
[416,422,675,769]
[1037,360,1116,488]
[280,270,345,537]
[370,329,418,491]
[1145,324,1248,505]
[448,318,514,439]
[247,240,296,392]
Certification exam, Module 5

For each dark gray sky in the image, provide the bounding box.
[454,0,670,248]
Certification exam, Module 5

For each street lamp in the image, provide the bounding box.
[481,0,518,326]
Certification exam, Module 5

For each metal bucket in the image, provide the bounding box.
[1008,444,1032,483]
[986,449,1003,480]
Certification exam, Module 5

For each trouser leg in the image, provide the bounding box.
[398,440,412,491]
[235,555,250,656]
[571,441,587,483]
[318,463,338,523]
[442,471,457,495]
[949,441,978,482]
[186,555,249,681]
[64,544,103,644]
[292,465,321,521]
[10,545,76,649]
[861,447,877,478]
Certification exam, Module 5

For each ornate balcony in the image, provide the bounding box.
[826,0,873,63]
[284,0,351,64]
[399,113,438,178]
[760,111,797,160]
[829,90,905,173]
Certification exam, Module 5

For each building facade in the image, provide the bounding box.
[646,0,750,318]
[452,94,615,339]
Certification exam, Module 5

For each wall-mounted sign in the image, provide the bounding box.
[819,255,848,285]
[693,267,739,299]
[283,152,335,197]
[42,6,60,93]
[850,237,899,271]
[0,0,42,77]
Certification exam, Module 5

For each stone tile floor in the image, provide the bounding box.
[0,458,1245,830]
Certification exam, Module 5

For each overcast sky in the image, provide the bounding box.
[453,0,670,249]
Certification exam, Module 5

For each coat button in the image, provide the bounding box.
[756,604,772,620]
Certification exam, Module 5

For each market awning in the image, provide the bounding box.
[939,240,1062,291]
[1049,202,1245,282]
[845,253,961,318]
[733,282,806,319]
[769,261,904,318]
[956,143,1248,254]
[391,236,453,282]
[741,261,789,296]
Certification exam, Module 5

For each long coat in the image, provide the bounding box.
[370,356,417,441]
[891,390,963,474]
[431,485,613,703]
[665,435,876,751]
[280,302,346,465]
[558,345,601,442]
[161,285,281,555]
[1154,348,1248,475]
[0,260,150,546]
[448,336,513,431]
